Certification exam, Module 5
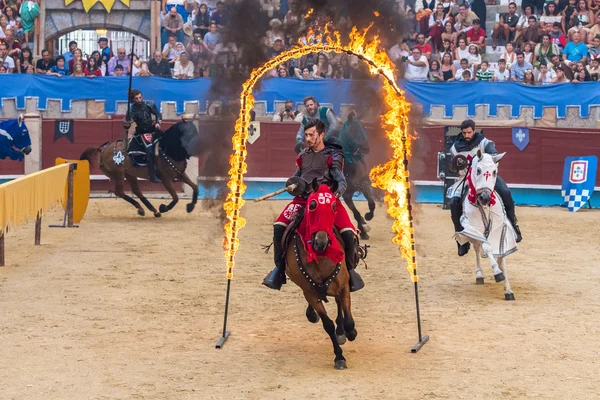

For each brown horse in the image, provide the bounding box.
[80,122,199,217]
[284,180,357,370]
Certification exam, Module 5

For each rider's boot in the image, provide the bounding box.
[506,210,522,243]
[263,225,287,290]
[145,145,161,183]
[495,177,522,243]
[341,230,365,292]
[450,199,470,256]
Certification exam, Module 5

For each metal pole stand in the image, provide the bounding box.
[49,163,79,229]
[34,213,42,245]
[410,280,429,353]
[215,279,232,348]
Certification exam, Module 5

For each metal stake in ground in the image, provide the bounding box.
[49,163,79,229]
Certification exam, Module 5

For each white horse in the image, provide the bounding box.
[455,150,518,300]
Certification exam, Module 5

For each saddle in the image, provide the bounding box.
[128,133,158,167]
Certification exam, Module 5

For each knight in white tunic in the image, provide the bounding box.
[448,120,522,256]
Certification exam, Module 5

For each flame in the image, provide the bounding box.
[223,23,416,282]
[304,8,314,19]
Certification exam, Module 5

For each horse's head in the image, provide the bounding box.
[1,115,32,156]
[469,150,505,206]
[305,179,337,253]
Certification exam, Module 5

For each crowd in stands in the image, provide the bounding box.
[394,0,600,83]
[1,0,600,83]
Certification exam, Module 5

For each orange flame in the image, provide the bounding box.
[223,24,417,282]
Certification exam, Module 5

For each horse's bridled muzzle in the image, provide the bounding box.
[312,232,329,252]
[21,145,32,155]
[478,191,491,206]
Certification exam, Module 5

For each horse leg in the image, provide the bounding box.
[305,304,320,323]
[499,257,515,300]
[126,175,161,218]
[474,243,484,285]
[307,297,346,370]
[114,178,145,216]
[482,241,504,282]
[179,172,199,213]
[362,181,376,222]
[334,298,346,345]
[343,193,369,240]
[339,287,357,341]
[159,178,179,214]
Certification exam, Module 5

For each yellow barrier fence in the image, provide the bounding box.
[0,163,74,266]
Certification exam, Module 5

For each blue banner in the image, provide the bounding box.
[512,127,529,151]
[561,156,598,212]
[1,75,600,118]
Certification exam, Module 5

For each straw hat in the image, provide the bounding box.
[183,24,193,37]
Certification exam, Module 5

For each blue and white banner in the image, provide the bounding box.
[561,156,598,212]
[512,127,529,151]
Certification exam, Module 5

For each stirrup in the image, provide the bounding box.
[348,269,364,292]
[262,266,286,290]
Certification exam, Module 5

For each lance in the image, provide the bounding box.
[254,184,297,202]
[123,36,136,154]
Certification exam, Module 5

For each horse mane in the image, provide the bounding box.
[159,123,189,162]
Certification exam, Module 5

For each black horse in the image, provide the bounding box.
[339,113,376,240]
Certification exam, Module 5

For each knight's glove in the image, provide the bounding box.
[285,176,306,197]
[331,167,347,197]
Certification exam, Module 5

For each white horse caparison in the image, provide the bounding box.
[456,150,518,300]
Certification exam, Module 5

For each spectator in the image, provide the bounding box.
[493,2,520,49]
[68,48,87,72]
[187,28,209,63]
[414,33,433,61]
[467,43,482,70]
[493,58,511,81]
[549,22,568,51]
[107,47,131,76]
[437,38,453,60]
[35,48,55,74]
[388,36,409,65]
[540,3,562,32]
[590,14,600,38]
[71,62,85,77]
[462,69,473,81]
[511,50,534,81]
[476,60,493,80]
[589,34,600,59]
[567,0,593,43]
[162,0,188,23]
[214,35,237,65]
[162,34,179,62]
[562,0,578,33]
[18,45,32,73]
[440,52,456,81]
[313,53,332,78]
[453,37,470,67]
[294,66,313,79]
[0,14,8,40]
[194,3,210,37]
[502,41,517,66]
[522,42,534,63]
[441,22,457,49]
[3,29,20,70]
[455,57,472,81]
[267,38,284,58]
[24,63,33,73]
[260,0,280,18]
[563,31,589,63]
[516,16,543,47]
[148,50,172,77]
[162,6,184,46]
[173,51,194,79]
[428,60,443,81]
[454,4,479,33]
[273,100,302,122]
[137,61,153,76]
[276,66,289,77]
[537,62,556,83]
[265,18,284,46]
[47,55,69,77]
[203,23,221,51]
[587,57,600,80]
[516,5,534,33]
[466,18,486,47]
[211,1,228,28]
[85,56,102,77]
[572,61,591,81]
[113,64,124,76]
[63,40,77,63]
[0,64,7,73]
[3,6,21,41]
[550,54,575,79]
[534,34,560,66]
[98,37,111,66]
[404,47,429,81]
[471,0,487,31]
[522,69,536,84]
[0,41,15,72]
[428,3,448,51]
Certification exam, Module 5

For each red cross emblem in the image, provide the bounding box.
[483,171,491,181]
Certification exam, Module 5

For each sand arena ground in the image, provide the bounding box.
[1,199,599,399]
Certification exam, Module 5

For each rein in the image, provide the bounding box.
[293,232,341,303]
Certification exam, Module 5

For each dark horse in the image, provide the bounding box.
[285,180,357,370]
[339,112,376,240]
[80,120,199,217]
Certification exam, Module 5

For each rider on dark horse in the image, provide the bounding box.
[449,119,523,256]
[263,119,365,292]
[129,89,162,183]
[294,96,340,154]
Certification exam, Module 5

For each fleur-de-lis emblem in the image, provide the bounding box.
[113,151,125,165]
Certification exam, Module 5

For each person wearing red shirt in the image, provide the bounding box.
[414,33,433,61]
[466,19,486,47]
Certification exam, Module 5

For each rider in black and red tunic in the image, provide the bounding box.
[263,119,365,292]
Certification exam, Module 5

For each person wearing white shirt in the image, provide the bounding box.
[404,48,429,81]
[493,59,511,81]
[388,37,410,64]
[536,63,556,84]
[454,58,473,81]
[173,52,194,79]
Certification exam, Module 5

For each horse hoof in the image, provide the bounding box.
[365,211,374,221]
[336,334,347,345]
[505,293,515,301]
[362,223,371,233]
[137,208,145,217]
[306,307,320,324]
[494,272,505,282]
[159,204,168,213]
[186,203,195,213]
[334,359,347,370]
[360,232,370,240]
[476,277,484,285]
[345,328,357,341]
[154,212,161,218]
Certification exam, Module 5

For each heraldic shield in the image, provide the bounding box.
[561,156,598,212]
